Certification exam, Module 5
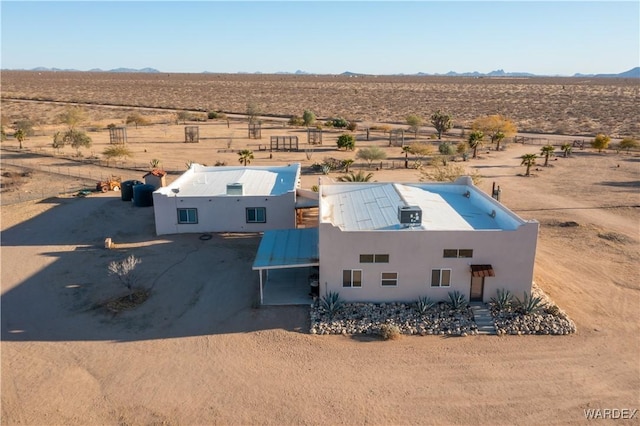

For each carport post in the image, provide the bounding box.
[259,269,264,304]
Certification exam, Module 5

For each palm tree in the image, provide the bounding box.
[342,159,354,173]
[468,130,484,159]
[238,149,254,166]
[14,129,25,149]
[401,145,412,169]
[337,171,374,182]
[540,144,555,166]
[560,143,572,158]
[520,153,537,176]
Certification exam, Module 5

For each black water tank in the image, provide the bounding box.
[121,180,143,201]
[132,184,155,207]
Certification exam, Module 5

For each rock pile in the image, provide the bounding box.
[310,301,478,336]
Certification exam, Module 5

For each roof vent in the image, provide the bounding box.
[398,205,422,226]
[227,183,244,196]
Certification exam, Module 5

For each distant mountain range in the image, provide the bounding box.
[14,66,640,78]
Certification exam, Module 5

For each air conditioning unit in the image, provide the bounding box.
[398,205,422,226]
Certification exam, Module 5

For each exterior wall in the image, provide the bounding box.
[318,221,538,303]
[153,192,296,235]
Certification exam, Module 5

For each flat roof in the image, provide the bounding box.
[252,228,319,270]
[157,163,300,197]
[320,180,524,231]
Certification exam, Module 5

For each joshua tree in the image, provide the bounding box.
[238,149,254,166]
[520,153,537,176]
[540,144,555,166]
[14,129,25,149]
[337,171,374,182]
[430,110,453,139]
[468,130,484,159]
[560,143,572,157]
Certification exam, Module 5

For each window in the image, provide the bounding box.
[381,272,398,287]
[443,249,473,258]
[431,269,451,287]
[177,208,197,224]
[246,207,266,223]
[343,270,362,288]
[359,254,389,263]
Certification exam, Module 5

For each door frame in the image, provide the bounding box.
[470,276,484,302]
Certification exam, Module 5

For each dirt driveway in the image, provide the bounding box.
[2,143,638,425]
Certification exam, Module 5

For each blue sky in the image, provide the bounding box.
[1,1,638,75]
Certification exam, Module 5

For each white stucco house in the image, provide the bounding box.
[316,176,539,304]
[152,163,302,235]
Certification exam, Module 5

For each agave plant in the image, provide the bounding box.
[320,291,344,320]
[490,289,513,311]
[515,292,545,315]
[447,290,467,310]
[415,296,436,316]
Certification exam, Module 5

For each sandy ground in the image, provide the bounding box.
[1,128,639,424]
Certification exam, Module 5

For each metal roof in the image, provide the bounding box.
[321,181,522,231]
[157,163,300,197]
[252,228,319,270]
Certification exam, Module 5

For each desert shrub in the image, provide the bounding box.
[415,296,436,316]
[126,113,150,128]
[490,289,513,311]
[320,291,344,320]
[103,145,132,161]
[438,142,455,156]
[515,292,545,315]
[379,323,401,340]
[214,160,227,166]
[108,255,141,301]
[447,290,467,310]
[544,304,560,316]
[370,124,392,133]
[14,119,35,136]
[420,163,482,185]
[302,110,316,126]
[288,115,304,126]
[330,117,349,128]
[591,134,610,152]
[322,157,343,171]
[346,120,357,132]
[356,146,387,167]
[311,185,319,192]
[208,111,227,119]
[337,133,355,150]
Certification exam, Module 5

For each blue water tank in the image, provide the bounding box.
[121,180,143,202]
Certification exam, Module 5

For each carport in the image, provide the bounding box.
[252,228,319,305]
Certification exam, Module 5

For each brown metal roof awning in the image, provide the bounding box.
[471,264,495,277]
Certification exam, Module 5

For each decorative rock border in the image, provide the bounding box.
[309,283,576,337]
[490,283,577,335]
[310,302,478,336]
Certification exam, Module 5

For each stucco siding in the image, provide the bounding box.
[318,221,538,303]
[153,192,296,235]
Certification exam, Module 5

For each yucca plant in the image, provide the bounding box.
[490,289,513,311]
[515,292,545,315]
[415,296,436,316]
[447,290,467,310]
[320,291,344,320]
[149,158,161,169]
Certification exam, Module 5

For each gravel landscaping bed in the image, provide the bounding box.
[490,283,577,335]
[310,301,478,337]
